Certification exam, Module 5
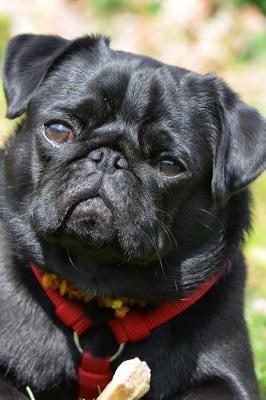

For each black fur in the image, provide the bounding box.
[0,34,265,399]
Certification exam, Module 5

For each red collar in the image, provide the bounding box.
[31,262,227,399]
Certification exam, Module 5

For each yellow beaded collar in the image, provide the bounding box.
[42,272,146,318]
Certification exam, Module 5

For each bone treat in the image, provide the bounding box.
[97,358,151,400]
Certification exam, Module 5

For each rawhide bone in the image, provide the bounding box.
[97,358,151,400]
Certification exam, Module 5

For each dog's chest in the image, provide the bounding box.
[0,261,193,400]
[0,296,191,400]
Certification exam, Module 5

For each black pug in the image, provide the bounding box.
[0,33,265,400]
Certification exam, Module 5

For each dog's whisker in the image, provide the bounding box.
[153,207,169,216]
[153,215,178,247]
[195,218,214,233]
[197,207,225,232]
[146,233,165,278]
[0,207,29,219]
[140,186,177,249]
[7,199,28,206]
[85,243,104,259]
[66,247,86,274]
[174,279,179,296]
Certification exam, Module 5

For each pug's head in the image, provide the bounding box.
[2,34,266,301]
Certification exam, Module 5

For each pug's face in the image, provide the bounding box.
[28,50,213,262]
[2,35,265,300]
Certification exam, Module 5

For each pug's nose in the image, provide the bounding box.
[88,147,128,171]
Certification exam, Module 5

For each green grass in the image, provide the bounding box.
[246,175,266,398]
[91,0,162,15]
[215,0,266,15]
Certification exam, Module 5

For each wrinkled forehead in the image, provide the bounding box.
[34,51,183,121]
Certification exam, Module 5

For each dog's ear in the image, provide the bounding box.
[211,77,266,206]
[3,34,69,119]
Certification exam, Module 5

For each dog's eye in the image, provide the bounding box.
[157,159,182,176]
[44,122,74,144]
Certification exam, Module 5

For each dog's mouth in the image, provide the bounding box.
[31,176,162,261]
[62,196,115,243]
[66,196,113,226]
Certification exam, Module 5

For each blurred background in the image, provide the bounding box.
[0,0,265,396]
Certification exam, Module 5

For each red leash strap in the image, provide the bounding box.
[31,265,93,335]
[109,269,224,344]
[31,265,112,399]
[31,261,227,400]
[77,352,112,399]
